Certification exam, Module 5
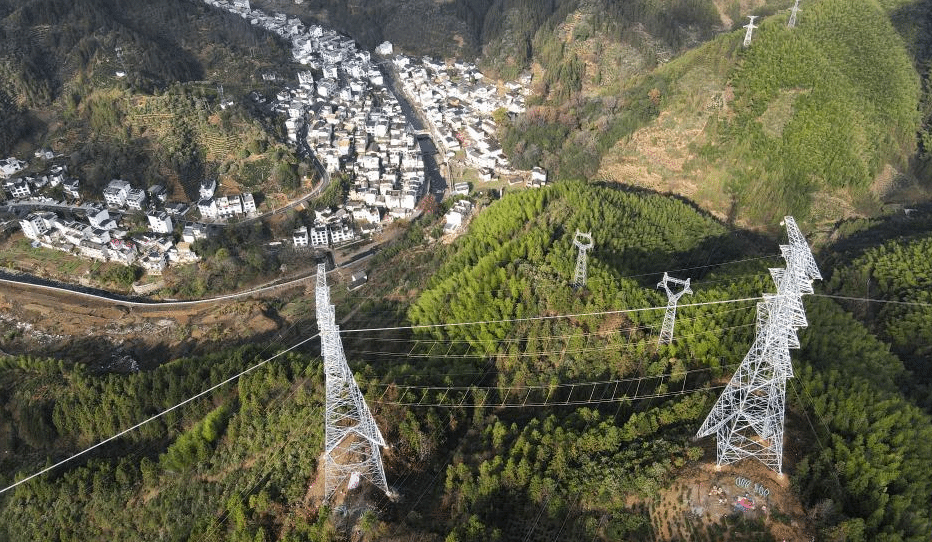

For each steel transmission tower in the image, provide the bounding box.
[657,273,692,345]
[316,263,391,501]
[573,230,594,288]
[788,0,801,28]
[696,217,821,474]
[743,15,758,47]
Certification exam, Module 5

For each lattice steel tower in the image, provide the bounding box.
[573,230,594,288]
[788,0,801,28]
[316,263,391,501]
[657,273,692,345]
[743,15,759,47]
[696,217,821,473]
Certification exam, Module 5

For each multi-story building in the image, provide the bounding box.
[293,226,309,247]
[241,193,257,214]
[19,212,54,240]
[4,179,31,199]
[198,198,218,219]
[103,179,131,207]
[199,179,217,200]
[310,225,329,247]
[148,211,173,234]
[216,195,243,219]
[125,188,147,210]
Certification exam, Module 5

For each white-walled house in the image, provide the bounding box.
[148,211,173,234]
[125,188,147,211]
[103,179,131,207]
[198,198,219,219]
[311,225,329,246]
[19,212,55,240]
[293,225,309,247]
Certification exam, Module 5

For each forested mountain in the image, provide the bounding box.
[492,0,931,226]
[2,182,930,540]
[0,0,305,199]
[0,0,931,540]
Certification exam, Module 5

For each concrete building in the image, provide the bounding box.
[310,225,329,247]
[125,188,147,211]
[104,179,131,207]
[148,211,173,234]
[19,212,54,240]
[293,225,309,247]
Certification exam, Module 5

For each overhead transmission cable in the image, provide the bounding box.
[351,323,756,361]
[338,296,764,334]
[0,332,320,497]
[811,293,932,307]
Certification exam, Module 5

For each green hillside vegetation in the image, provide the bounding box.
[587,0,927,226]
[63,83,307,201]
[0,0,294,185]
[698,0,920,223]
[0,348,330,541]
[1,183,931,540]
[393,183,932,540]
[824,225,932,409]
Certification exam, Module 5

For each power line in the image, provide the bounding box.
[0,333,320,496]
[381,384,726,409]
[344,304,756,346]
[374,362,737,396]
[338,257,778,303]
[811,293,932,307]
[338,296,764,334]
[351,323,756,361]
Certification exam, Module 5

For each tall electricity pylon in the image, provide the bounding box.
[573,230,594,288]
[788,0,801,28]
[657,273,692,345]
[316,263,391,501]
[696,217,820,474]
[743,15,759,47]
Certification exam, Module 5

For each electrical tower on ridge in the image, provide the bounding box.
[696,217,821,474]
[788,0,802,28]
[743,15,758,47]
[316,263,392,501]
[657,273,692,345]
[573,230,594,288]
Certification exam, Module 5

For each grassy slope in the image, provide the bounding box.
[0,183,931,540]
[599,0,924,228]
[0,0,303,199]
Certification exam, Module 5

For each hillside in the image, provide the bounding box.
[2,182,931,540]
[593,0,928,226]
[0,0,304,199]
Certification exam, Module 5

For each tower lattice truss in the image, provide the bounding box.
[573,230,593,288]
[657,272,692,345]
[696,217,821,473]
[316,264,390,501]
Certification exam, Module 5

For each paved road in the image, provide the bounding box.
[378,60,449,202]
[0,247,378,309]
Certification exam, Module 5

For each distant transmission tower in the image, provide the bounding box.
[316,263,392,501]
[788,0,801,28]
[743,15,759,47]
[696,217,820,474]
[572,230,594,288]
[657,273,692,345]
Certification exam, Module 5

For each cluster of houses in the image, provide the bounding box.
[207,0,427,230]
[18,206,197,275]
[193,179,256,220]
[293,207,360,248]
[391,55,528,173]
[2,163,81,201]
[444,199,473,234]
[1,156,205,275]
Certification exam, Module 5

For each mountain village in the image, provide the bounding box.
[1,0,545,282]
